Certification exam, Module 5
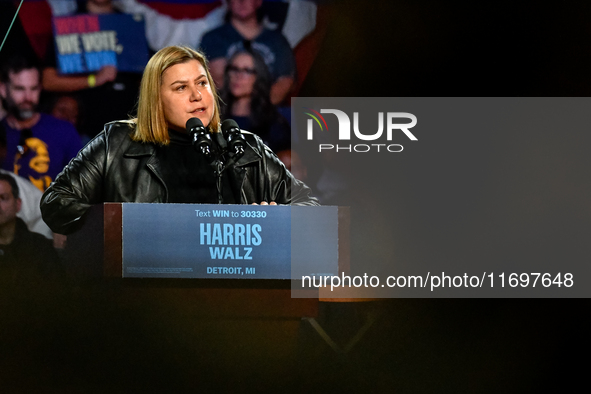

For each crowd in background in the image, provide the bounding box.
[0,0,328,276]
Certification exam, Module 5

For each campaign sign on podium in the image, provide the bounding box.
[121,204,338,279]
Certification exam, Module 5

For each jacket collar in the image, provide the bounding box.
[122,138,262,164]
[123,142,155,157]
[122,141,168,201]
[234,140,262,166]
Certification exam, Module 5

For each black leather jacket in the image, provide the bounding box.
[41,121,318,234]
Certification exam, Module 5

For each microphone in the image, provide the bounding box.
[221,119,246,159]
[186,117,213,160]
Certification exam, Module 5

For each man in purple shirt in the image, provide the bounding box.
[0,55,81,192]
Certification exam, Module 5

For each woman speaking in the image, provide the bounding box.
[41,46,317,235]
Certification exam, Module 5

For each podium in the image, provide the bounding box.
[54,203,350,376]
[60,203,350,318]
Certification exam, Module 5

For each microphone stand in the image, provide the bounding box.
[213,158,224,205]
[206,143,244,205]
[189,119,245,204]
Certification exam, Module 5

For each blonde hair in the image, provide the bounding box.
[131,46,221,145]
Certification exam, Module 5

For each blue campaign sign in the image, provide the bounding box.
[52,14,149,74]
[121,204,339,279]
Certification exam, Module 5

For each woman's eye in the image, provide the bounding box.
[177,85,186,91]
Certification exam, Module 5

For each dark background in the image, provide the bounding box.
[303,1,591,96]
[297,0,588,391]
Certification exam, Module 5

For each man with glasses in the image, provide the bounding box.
[0,55,81,192]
